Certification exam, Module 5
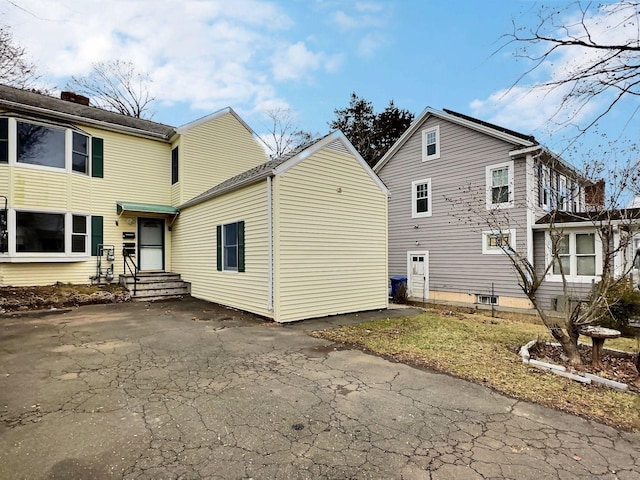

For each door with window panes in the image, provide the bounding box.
[408,252,428,299]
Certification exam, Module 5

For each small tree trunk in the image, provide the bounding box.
[550,329,583,365]
[536,307,583,365]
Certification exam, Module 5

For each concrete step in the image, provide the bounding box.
[120,273,181,284]
[132,284,190,294]
[119,272,191,301]
[133,294,187,303]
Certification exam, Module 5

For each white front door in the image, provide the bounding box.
[407,251,428,300]
[139,218,164,271]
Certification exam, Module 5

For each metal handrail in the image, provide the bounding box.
[123,248,139,296]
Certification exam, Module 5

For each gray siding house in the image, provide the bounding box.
[373,107,629,312]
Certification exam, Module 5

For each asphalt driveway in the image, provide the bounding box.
[1,298,639,479]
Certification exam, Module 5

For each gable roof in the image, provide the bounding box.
[180,130,388,209]
[176,107,266,148]
[373,107,538,172]
[0,84,175,140]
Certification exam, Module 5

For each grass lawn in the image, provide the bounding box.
[312,308,640,431]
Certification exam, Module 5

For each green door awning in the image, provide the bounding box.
[116,201,179,216]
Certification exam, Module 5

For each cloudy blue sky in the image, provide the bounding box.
[3,0,637,162]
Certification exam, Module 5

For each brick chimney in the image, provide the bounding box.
[585,179,606,207]
[60,91,90,106]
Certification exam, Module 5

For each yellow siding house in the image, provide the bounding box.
[174,132,389,322]
[0,85,268,290]
[0,85,389,322]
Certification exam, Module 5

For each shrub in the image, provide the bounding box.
[592,280,640,331]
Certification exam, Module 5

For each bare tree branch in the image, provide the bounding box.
[0,25,41,89]
[262,107,313,158]
[66,60,156,119]
[503,1,640,137]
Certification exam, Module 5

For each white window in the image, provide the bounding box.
[547,231,601,282]
[570,180,580,212]
[538,164,550,210]
[486,161,514,209]
[422,126,440,161]
[482,229,516,255]
[411,178,432,218]
[217,221,245,272]
[2,209,90,261]
[477,294,498,305]
[558,175,567,211]
[3,118,91,175]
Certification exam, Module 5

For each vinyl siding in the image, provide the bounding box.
[273,146,388,322]
[179,113,269,205]
[171,182,271,318]
[0,124,173,286]
[378,115,529,301]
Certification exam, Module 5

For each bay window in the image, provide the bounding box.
[2,210,90,260]
[1,117,97,176]
[548,231,600,281]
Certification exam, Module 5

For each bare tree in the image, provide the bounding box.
[66,60,155,119]
[0,25,40,89]
[447,153,639,365]
[263,107,313,158]
[505,1,640,135]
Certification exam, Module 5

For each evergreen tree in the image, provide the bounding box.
[329,93,413,167]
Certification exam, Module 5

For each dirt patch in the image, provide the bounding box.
[0,283,131,313]
[530,342,640,392]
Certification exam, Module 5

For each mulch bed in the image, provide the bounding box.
[530,342,640,393]
[0,284,130,313]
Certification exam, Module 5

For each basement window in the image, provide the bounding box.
[476,295,498,306]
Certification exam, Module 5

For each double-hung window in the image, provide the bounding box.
[548,231,599,281]
[72,132,89,174]
[422,126,440,161]
[486,161,514,209]
[411,178,432,218]
[216,221,245,272]
[71,215,88,253]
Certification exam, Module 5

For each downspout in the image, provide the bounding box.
[267,175,274,312]
[525,153,536,265]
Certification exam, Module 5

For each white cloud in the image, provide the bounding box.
[355,2,384,14]
[271,42,323,81]
[1,0,333,121]
[358,33,385,58]
[334,11,359,30]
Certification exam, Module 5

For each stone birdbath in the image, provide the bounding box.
[580,326,621,370]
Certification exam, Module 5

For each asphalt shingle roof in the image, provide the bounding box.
[0,84,175,139]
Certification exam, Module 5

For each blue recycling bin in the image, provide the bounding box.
[390,276,407,298]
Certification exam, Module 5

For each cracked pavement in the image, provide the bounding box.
[1,298,639,479]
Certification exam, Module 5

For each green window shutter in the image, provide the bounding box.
[91,137,104,178]
[91,216,103,256]
[216,225,222,271]
[237,221,245,272]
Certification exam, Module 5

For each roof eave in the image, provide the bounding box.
[0,98,174,141]
[374,107,537,172]
[178,170,274,210]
